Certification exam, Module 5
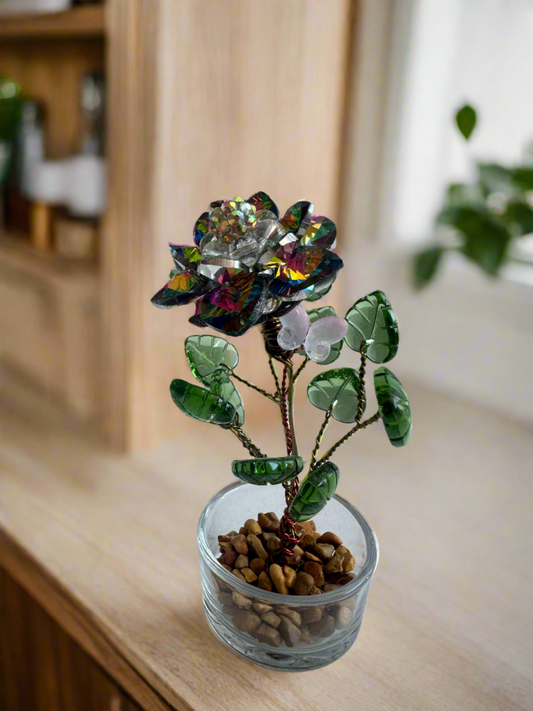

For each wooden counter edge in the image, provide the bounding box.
[0,527,193,711]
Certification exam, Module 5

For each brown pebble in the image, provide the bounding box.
[314,543,335,561]
[293,545,304,557]
[233,609,261,634]
[301,520,317,534]
[258,511,280,532]
[282,565,297,588]
[309,586,324,595]
[261,611,281,628]
[276,608,301,626]
[333,605,353,630]
[239,527,247,535]
[266,535,281,553]
[257,571,273,592]
[299,533,316,550]
[219,541,233,553]
[343,553,356,572]
[235,554,249,569]
[299,628,313,644]
[311,531,321,541]
[250,558,266,576]
[247,534,268,560]
[301,607,323,624]
[269,564,289,595]
[293,523,305,538]
[252,602,272,614]
[303,561,325,587]
[262,531,277,541]
[337,545,348,556]
[221,563,232,572]
[280,554,301,568]
[308,614,336,638]
[218,592,235,607]
[231,534,249,555]
[224,549,239,568]
[324,554,344,574]
[317,531,343,547]
[304,551,321,563]
[222,604,235,616]
[254,623,282,647]
[232,569,246,582]
[279,616,300,647]
[322,583,341,592]
[337,573,356,585]
[243,519,262,537]
[231,591,252,609]
[241,567,258,584]
[294,571,314,596]
[218,534,231,543]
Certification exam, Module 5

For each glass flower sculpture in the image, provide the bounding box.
[152,192,412,549]
[151,193,343,336]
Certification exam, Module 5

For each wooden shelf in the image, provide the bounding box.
[0,229,97,288]
[0,5,104,39]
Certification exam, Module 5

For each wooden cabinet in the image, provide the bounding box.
[0,569,144,711]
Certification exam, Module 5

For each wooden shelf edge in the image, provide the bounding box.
[0,229,98,289]
[0,5,105,39]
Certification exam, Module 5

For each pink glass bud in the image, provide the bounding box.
[277,305,311,350]
[304,316,348,363]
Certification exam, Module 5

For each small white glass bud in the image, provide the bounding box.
[304,316,348,362]
[277,305,310,350]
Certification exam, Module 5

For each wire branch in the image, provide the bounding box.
[293,356,309,383]
[221,365,279,403]
[315,411,380,466]
[228,425,266,458]
[309,407,332,471]
[268,356,281,399]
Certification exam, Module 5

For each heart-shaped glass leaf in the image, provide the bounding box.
[307,367,365,423]
[232,455,304,486]
[345,290,399,363]
[207,368,244,426]
[185,335,239,382]
[296,306,343,364]
[170,379,236,425]
[289,461,340,522]
[374,367,412,447]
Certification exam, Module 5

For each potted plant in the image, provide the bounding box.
[152,192,412,671]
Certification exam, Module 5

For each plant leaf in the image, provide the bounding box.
[504,201,533,237]
[344,290,399,363]
[455,104,477,141]
[307,367,365,423]
[477,162,512,194]
[413,246,444,289]
[185,335,239,382]
[207,368,244,426]
[296,305,343,364]
[170,379,236,425]
[374,367,412,447]
[511,167,533,191]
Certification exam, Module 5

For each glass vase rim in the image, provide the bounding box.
[197,480,379,607]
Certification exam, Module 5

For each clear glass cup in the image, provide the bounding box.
[197,481,379,672]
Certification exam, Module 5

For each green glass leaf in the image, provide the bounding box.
[185,335,239,382]
[207,368,244,427]
[296,306,343,364]
[232,455,304,486]
[413,246,444,290]
[455,104,476,141]
[374,367,412,448]
[289,461,340,522]
[307,367,365,423]
[170,379,236,425]
[345,291,399,363]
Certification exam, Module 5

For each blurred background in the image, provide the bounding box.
[0,0,532,452]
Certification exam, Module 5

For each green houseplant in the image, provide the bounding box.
[414,104,533,288]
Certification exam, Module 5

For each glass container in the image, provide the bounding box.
[198,481,378,672]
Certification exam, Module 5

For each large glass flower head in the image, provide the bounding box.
[151,192,343,337]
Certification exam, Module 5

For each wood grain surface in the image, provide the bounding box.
[0,371,531,710]
[0,570,148,711]
[102,0,354,449]
[0,6,105,39]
